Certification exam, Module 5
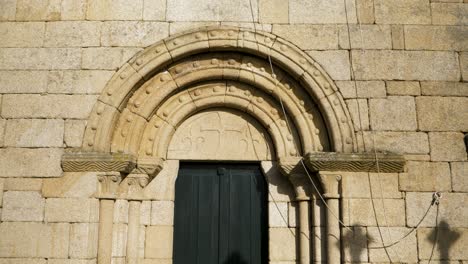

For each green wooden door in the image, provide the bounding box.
[173,163,268,264]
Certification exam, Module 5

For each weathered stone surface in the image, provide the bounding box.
[346,99,369,131]
[0,118,4,147]
[343,198,406,226]
[416,97,468,131]
[0,48,81,70]
[259,0,288,23]
[151,201,174,226]
[421,82,468,97]
[261,162,294,202]
[86,0,143,20]
[4,178,42,191]
[16,0,61,21]
[0,22,45,47]
[69,223,99,258]
[406,192,468,228]
[349,25,392,49]
[143,0,166,20]
[220,22,271,32]
[289,0,347,23]
[4,119,64,147]
[112,223,127,257]
[400,161,451,192]
[462,52,468,81]
[0,148,62,177]
[0,179,4,206]
[113,199,129,223]
[140,200,151,225]
[269,202,288,227]
[167,0,258,22]
[47,70,113,94]
[356,0,374,23]
[369,97,417,131]
[47,260,97,264]
[61,0,87,20]
[429,132,467,162]
[42,172,98,198]
[145,226,173,259]
[418,226,468,260]
[391,25,405,49]
[431,3,468,25]
[342,226,368,262]
[269,228,296,261]
[44,22,101,47]
[82,47,142,70]
[368,227,418,263]
[374,0,431,24]
[0,259,46,264]
[355,81,386,98]
[169,22,219,35]
[0,71,48,93]
[45,198,99,222]
[342,172,402,199]
[64,120,86,148]
[335,81,357,99]
[405,26,468,51]
[451,162,468,192]
[386,81,421,96]
[0,222,69,257]
[273,25,339,50]
[1,191,45,221]
[352,50,460,81]
[0,0,16,20]
[101,22,168,47]
[288,202,296,227]
[1,94,97,118]
[307,50,350,80]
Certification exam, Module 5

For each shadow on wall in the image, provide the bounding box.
[427,220,461,261]
[222,252,248,264]
[340,226,373,262]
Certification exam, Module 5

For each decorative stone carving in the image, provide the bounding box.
[62,152,136,173]
[167,109,274,160]
[96,172,122,199]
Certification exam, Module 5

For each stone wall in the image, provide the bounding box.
[0,0,467,263]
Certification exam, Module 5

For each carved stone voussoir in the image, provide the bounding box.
[305,152,405,173]
[62,152,137,173]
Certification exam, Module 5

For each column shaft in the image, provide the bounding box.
[326,198,340,264]
[126,201,141,264]
[298,200,311,264]
[98,199,115,264]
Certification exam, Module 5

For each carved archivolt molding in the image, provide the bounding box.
[82,26,357,162]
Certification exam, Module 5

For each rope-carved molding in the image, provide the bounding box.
[81,26,357,159]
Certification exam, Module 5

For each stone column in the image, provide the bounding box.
[318,171,342,264]
[126,200,141,264]
[97,172,122,264]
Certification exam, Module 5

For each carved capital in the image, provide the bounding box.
[136,157,165,179]
[278,157,311,200]
[317,171,342,199]
[121,173,150,200]
[62,151,136,173]
[96,172,122,199]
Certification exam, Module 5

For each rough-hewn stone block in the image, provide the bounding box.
[0,222,69,258]
[335,81,357,99]
[82,47,142,70]
[101,22,168,47]
[0,259,46,264]
[343,198,406,226]
[307,50,350,80]
[431,3,468,25]
[391,25,405,49]
[151,201,174,226]
[45,198,99,222]
[421,82,468,97]
[69,223,99,258]
[61,0,87,20]
[429,132,467,161]
[451,162,468,192]
[418,226,468,260]
[269,228,296,261]
[369,96,417,131]
[460,52,468,81]
[355,81,386,98]
[47,70,113,94]
[0,148,62,177]
[405,26,468,51]
[352,50,460,81]
[356,0,375,24]
[4,119,64,147]
[269,202,288,227]
[342,172,402,198]
[363,132,430,154]
[16,0,61,21]
[0,22,45,47]
[44,21,101,47]
[0,118,4,147]
[374,0,431,24]
[64,120,86,148]
[386,81,420,96]
[86,0,143,20]
[4,178,42,191]
[349,25,392,49]
[145,226,173,259]
[273,25,339,50]
[143,0,166,21]
[400,161,451,191]
[0,0,16,21]
[0,179,4,206]
[0,48,81,70]
[167,0,258,22]
[406,192,468,228]
[1,191,45,221]
[368,227,418,263]
[259,0,288,23]
[416,97,468,131]
[42,172,98,198]
[1,94,97,119]
[0,71,48,93]
[289,0,347,23]
[345,99,369,131]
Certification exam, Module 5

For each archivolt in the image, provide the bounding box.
[82,26,356,164]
